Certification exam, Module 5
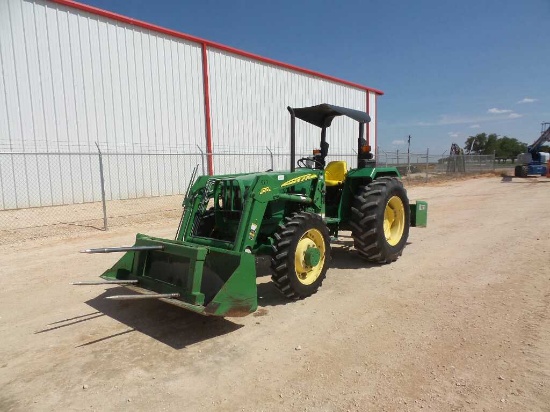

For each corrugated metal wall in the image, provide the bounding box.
[0,0,378,210]
[0,0,205,208]
[207,49,370,174]
[0,0,206,152]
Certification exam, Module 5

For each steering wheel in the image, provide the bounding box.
[297,157,324,169]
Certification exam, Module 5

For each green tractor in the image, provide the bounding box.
[77,104,427,317]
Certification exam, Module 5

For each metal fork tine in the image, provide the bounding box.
[106,293,180,300]
[80,246,164,254]
[72,280,139,285]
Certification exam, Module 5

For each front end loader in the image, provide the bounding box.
[76,104,427,317]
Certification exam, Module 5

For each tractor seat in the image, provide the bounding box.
[325,161,347,186]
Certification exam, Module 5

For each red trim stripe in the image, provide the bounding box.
[201,44,214,175]
[48,0,383,95]
[366,92,370,146]
[374,94,378,150]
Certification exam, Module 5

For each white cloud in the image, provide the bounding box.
[448,132,459,138]
[416,114,498,126]
[517,97,537,104]
[488,108,512,114]
[415,111,524,127]
[392,140,405,145]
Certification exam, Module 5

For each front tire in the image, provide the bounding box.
[271,212,331,299]
[351,177,410,263]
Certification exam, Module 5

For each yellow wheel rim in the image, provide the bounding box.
[294,228,325,285]
[384,196,405,246]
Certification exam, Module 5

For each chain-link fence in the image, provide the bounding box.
[0,146,202,243]
[0,145,502,243]
[375,149,499,180]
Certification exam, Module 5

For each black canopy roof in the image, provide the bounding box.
[289,104,371,128]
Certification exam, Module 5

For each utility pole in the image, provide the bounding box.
[407,135,411,175]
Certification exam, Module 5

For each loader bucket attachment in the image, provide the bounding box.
[99,234,258,317]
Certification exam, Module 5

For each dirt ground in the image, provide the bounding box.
[1,175,549,411]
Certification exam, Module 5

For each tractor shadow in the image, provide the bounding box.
[330,245,378,269]
[253,239,405,309]
[82,287,243,350]
[329,240,413,269]
[256,282,289,308]
[254,256,292,308]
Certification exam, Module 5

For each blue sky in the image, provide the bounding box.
[80,0,550,153]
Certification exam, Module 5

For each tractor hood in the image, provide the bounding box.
[191,169,319,187]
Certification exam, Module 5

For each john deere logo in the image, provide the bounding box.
[281,174,318,188]
[259,187,271,195]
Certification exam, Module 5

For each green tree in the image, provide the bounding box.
[484,133,499,155]
[464,133,488,154]
[464,133,528,159]
[497,136,527,159]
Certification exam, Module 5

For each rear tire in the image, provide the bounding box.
[351,177,410,263]
[514,165,528,177]
[271,212,331,299]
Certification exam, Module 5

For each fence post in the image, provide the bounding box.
[266,146,274,170]
[196,145,206,176]
[425,148,429,183]
[95,143,108,231]
[396,149,399,165]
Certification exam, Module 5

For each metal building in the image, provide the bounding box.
[0,0,383,209]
